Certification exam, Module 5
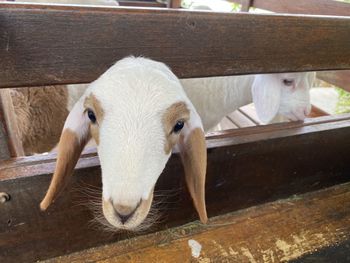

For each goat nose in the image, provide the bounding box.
[113,203,139,224]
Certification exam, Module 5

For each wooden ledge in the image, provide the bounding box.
[44,182,350,262]
[2,113,350,181]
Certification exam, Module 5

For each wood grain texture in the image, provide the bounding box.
[118,0,166,7]
[1,115,350,262]
[227,110,256,128]
[0,89,24,157]
[317,70,350,92]
[0,122,10,160]
[0,93,11,160]
[45,182,350,262]
[233,0,350,16]
[0,3,350,88]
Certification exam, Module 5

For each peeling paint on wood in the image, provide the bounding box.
[44,183,350,262]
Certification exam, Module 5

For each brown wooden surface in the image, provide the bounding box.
[240,0,252,12]
[0,93,11,160]
[0,3,350,88]
[317,70,350,92]
[0,123,10,160]
[118,0,166,7]
[233,0,350,16]
[1,115,350,262]
[227,110,256,128]
[168,0,181,8]
[45,182,350,262]
[308,105,329,118]
[0,89,24,157]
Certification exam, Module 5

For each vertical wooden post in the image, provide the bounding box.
[0,89,25,158]
[167,0,182,8]
[241,0,253,12]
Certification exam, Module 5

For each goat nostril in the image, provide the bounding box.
[116,211,133,224]
[112,201,141,224]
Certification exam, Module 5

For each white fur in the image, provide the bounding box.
[76,57,201,214]
[66,72,314,133]
[183,72,315,131]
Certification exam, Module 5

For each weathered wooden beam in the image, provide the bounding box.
[45,182,350,262]
[1,115,350,262]
[118,0,166,7]
[0,89,24,157]
[0,95,11,160]
[240,0,253,12]
[317,70,350,92]
[0,123,10,160]
[0,3,350,88]
[167,0,181,8]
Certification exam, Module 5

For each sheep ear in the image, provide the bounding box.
[40,97,91,210]
[178,107,208,224]
[252,75,282,124]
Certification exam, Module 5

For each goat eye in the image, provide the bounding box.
[173,120,184,134]
[283,79,294,86]
[87,109,96,123]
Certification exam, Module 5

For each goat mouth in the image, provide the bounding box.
[101,193,154,231]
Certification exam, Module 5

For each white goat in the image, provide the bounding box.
[40,57,208,230]
[183,72,315,131]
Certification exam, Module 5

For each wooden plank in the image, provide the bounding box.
[118,0,166,7]
[1,115,350,262]
[0,93,11,160]
[238,104,262,125]
[233,0,350,16]
[168,0,181,8]
[240,0,252,12]
[0,123,10,160]
[227,110,256,128]
[217,116,238,130]
[317,70,350,92]
[292,239,350,262]
[45,182,350,262]
[0,89,24,157]
[1,3,350,88]
[308,105,329,118]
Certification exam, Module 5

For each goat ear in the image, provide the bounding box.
[252,75,281,124]
[177,106,208,224]
[40,97,91,210]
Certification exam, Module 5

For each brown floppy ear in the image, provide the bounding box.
[177,106,208,224]
[40,97,91,210]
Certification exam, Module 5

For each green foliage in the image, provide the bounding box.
[335,87,350,114]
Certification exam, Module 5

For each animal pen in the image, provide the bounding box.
[0,0,350,261]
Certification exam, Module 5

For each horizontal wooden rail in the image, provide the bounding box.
[118,0,166,7]
[234,0,350,16]
[1,114,350,261]
[46,182,350,262]
[0,3,350,87]
[317,70,350,92]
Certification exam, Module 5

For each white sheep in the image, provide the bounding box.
[40,57,208,230]
[183,72,315,131]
